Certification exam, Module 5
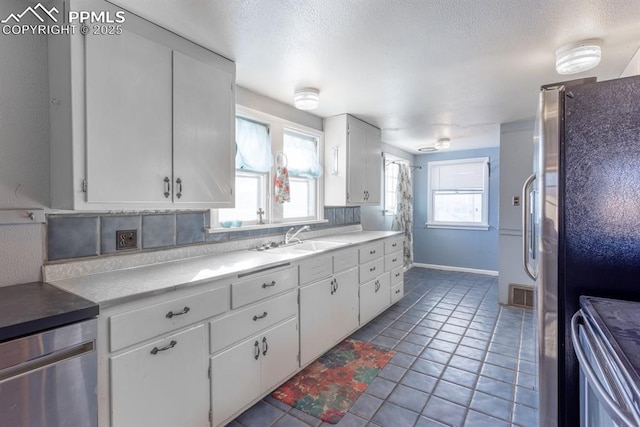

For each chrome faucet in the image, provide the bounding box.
[284,225,310,245]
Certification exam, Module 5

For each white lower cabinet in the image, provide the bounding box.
[360,272,391,325]
[299,268,359,366]
[210,317,299,426]
[110,324,208,427]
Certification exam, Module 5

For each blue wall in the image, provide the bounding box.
[413,147,500,271]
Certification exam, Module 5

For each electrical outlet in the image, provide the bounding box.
[116,230,137,250]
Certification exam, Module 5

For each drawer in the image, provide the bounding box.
[110,285,228,352]
[390,266,404,286]
[231,266,297,309]
[359,257,385,284]
[391,282,404,303]
[359,241,384,264]
[385,236,404,254]
[385,252,403,271]
[299,255,332,285]
[333,248,358,274]
[210,290,297,353]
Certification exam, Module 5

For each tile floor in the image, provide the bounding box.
[228,267,539,427]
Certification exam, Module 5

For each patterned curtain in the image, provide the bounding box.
[392,164,413,267]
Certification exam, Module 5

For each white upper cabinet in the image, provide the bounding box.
[48,0,235,210]
[324,114,382,206]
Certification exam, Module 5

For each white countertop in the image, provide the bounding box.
[49,230,402,307]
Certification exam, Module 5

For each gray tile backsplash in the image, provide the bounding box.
[101,215,141,254]
[142,215,176,249]
[46,207,360,262]
[176,212,205,245]
[47,216,99,261]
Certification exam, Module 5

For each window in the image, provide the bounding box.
[282,130,322,220]
[427,157,489,229]
[214,107,324,228]
[217,117,271,225]
[384,155,408,215]
[218,172,267,222]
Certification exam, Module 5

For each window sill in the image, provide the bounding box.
[206,219,328,234]
[425,223,490,231]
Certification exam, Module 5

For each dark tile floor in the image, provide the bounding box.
[228,267,539,427]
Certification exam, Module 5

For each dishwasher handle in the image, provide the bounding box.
[571,311,636,426]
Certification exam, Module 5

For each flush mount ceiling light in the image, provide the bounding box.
[556,39,602,75]
[434,138,451,149]
[293,87,320,110]
[418,146,437,153]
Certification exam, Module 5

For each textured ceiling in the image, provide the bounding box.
[110,0,640,153]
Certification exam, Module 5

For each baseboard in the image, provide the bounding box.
[412,263,498,276]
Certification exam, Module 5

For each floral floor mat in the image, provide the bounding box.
[272,338,395,424]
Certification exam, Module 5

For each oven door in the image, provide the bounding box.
[571,311,640,427]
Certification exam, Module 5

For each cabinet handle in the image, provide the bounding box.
[334,278,339,293]
[370,250,376,255]
[254,341,260,360]
[262,337,268,356]
[392,258,397,263]
[253,311,268,321]
[150,340,177,355]
[395,272,400,277]
[166,306,190,319]
[392,243,397,247]
[262,280,276,289]
[369,266,376,272]
[330,279,335,295]
[163,177,170,198]
[175,177,183,199]
[395,289,400,294]
[374,280,380,292]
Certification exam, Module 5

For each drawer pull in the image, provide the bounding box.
[330,279,335,295]
[374,280,380,292]
[369,250,376,255]
[392,258,397,263]
[262,337,269,356]
[395,272,400,277]
[369,266,376,272]
[166,306,190,319]
[262,280,276,289]
[392,243,397,247]
[334,278,339,293]
[150,340,177,355]
[254,341,260,360]
[253,311,268,321]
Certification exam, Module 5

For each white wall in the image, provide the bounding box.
[498,120,535,304]
[0,0,50,286]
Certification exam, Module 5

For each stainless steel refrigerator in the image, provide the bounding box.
[522,75,640,427]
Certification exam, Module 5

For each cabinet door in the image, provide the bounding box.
[359,273,391,325]
[173,51,235,206]
[347,121,367,204]
[261,317,300,393]
[300,279,334,366]
[85,29,173,204]
[331,268,359,342]
[210,334,262,427]
[364,127,382,204]
[110,325,207,427]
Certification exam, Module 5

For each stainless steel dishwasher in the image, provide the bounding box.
[0,318,98,427]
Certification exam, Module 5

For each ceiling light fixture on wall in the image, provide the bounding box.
[435,138,450,149]
[556,39,602,75]
[293,87,320,110]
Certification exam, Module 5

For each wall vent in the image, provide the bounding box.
[509,284,534,309]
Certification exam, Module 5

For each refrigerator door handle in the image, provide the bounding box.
[522,173,537,280]
[571,311,636,426]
